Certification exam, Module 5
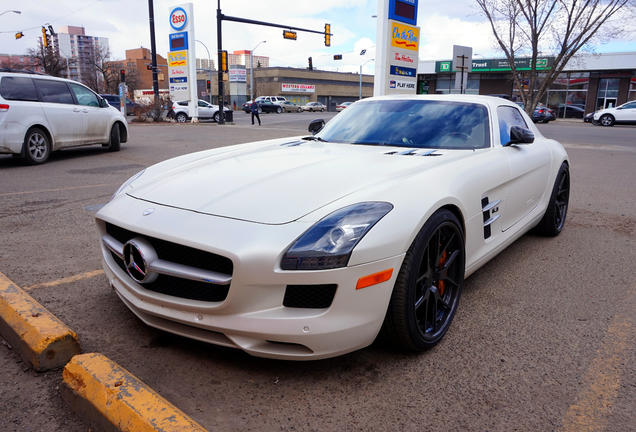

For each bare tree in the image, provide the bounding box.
[27,41,71,77]
[475,0,635,114]
[91,43,112,93]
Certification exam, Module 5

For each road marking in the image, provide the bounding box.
[563,143,636,153]
[0,271,81,371]
[561,289,635,432]
[63,353,208,432]
[0,183,114,198]
[24,270,104,291]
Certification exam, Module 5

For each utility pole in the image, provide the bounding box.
[148,0,160,117]
[216,0,225,124]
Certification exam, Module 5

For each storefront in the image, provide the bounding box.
[417,52,636,118]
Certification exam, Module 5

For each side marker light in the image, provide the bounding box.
[356,269,393,290]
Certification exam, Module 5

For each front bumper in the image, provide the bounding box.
[97,195,404,360]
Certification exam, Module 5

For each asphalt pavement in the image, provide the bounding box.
[0,116,634,431]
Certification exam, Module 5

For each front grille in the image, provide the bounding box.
[105,222,232,302]
[283,284,337,309]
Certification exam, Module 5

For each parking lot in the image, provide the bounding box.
[1,117,634,431]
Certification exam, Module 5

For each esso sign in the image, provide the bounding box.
[170,7,187,31]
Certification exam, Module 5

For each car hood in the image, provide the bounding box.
[127,138,469,224]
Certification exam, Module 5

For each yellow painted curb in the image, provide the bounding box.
[0,272,81,371]
[62,353,208,432]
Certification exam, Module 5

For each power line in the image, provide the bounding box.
[0,0,100,34]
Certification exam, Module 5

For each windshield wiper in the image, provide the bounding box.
[302,136,328,142]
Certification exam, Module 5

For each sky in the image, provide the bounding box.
[1,0,634,75]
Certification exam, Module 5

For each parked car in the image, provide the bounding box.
[168,99,232,122]
[241,100,283,114]
[592,100,636,126]
[302,101,326,112]
[556,104,585,119]
[96,95,569,360]
[516,102,555,123]
[584,111,594,123]
[280,101,302,112]
[100,94,140,115]
[0,71,128,164]
[336,101,354,111]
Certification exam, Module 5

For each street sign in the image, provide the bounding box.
[452,45,472,73]
[283,30,297,40]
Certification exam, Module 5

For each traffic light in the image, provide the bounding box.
[220,50,228,73]
[120,69,126,82]
[206,80,211,91]
[41,27,48,48]
[333,54,342,60]
[47,25,56,36]
[308,56,313,71]
[146,64,152,71]
[283,30,297,40]
[15,32,24,40]
[324,23,331,47]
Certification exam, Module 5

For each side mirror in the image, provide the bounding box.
[505,126,534,146]
[308,119,325,135]
[99,97,109,108]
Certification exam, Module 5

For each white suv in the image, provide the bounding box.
[255,96,287,105]
[593,100,636,126]
[0,72,128,164]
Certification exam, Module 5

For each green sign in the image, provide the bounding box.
[435,57,553,73]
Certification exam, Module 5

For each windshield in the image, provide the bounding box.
[317,99,490,149]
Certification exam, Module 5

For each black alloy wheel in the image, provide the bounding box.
[534,162,570,236]
[383,209,465,351]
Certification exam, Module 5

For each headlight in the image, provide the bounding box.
[281,202,393,270]
[111,169,145,200]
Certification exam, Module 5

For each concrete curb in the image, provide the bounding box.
[0,272,81,371]
[62,353,207,432]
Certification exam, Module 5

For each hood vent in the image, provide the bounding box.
[385,149,441,157]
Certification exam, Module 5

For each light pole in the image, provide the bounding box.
[195,40,213,104]
[359,58,374,100]
[0,10,21,16]
[250,40,266,103]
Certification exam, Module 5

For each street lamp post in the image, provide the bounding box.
[250,40,266,104]
[195,40,213,104]
[359,59,374,100]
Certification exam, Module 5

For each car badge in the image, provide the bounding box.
[142,208,154,216]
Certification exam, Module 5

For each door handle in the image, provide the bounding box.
[73,108,81,112]
[82,109,89,113]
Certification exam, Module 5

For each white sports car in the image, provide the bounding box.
[95,95,569,360]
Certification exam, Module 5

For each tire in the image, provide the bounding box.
[213,112,219,122]
[534,162,570,236]
[382,209,465,351]
[105,124,121,152]
[175,112,188,123]
[599,114,615,127]
[321,108,325,112]
[23,127,51,164]
[276,106,282,113]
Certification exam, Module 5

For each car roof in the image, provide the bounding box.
[364,94,522,110]
[0,71,80,84]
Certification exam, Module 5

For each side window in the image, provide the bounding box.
[198,100,208,107]
[34,79,75,104]
[497,106,528,145]
[622,102,636,109]
[69,83,99,107]
[0,77,39,101]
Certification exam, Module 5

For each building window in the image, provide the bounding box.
[435,75,480,94]
[596,78,620,109]
[629,76,636,102]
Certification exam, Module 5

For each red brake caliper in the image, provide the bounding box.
[438,250,447,296]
